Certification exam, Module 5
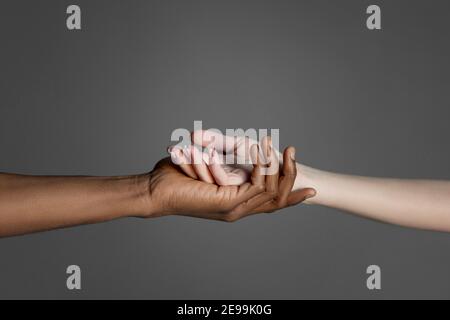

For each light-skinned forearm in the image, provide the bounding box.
[294,164,450,232]
[0,173,150,237]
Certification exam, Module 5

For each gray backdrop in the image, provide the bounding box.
[0,0,449,299]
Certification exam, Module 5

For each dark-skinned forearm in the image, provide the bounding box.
[0,173,151,237]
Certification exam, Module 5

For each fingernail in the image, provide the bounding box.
[290,149,296,161]
[305,192,316,200]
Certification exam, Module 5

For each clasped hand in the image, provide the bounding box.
[144,130,315,222]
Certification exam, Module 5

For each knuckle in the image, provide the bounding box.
[217,180,228,186]
[267,191,278,198]
[254,185,265,192]
[276,198,287,208]
[220,205,233,213]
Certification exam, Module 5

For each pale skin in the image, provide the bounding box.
[0,140,315,238]
[2,131,449,237]
[170,130,450,233]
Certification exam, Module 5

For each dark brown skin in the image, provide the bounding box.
[148,144,316,222]
[0,142,315,237]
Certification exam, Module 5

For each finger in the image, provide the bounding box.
[287,188,317,206]
[251,187,316,214]
[192,129,285,167]
[191,145,215,183]
[248,201,277,214]
[262,136,279,195]
[192,129,259,166]
[207,148,230,185]
[168,145,184,165]
[250,144,265,186]
[191,130,237,153]
[249,187,316,215]
[178,147,199,179]
[229,192,276,219]
[168,146,198,179]
[277,146,297,206]
[235,135,258,165]
[225,145,277,218]
[231,182,266,208]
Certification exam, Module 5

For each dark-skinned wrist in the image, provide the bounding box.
[126,173,157,218]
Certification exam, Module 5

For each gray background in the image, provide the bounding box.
[0,0,449,299]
